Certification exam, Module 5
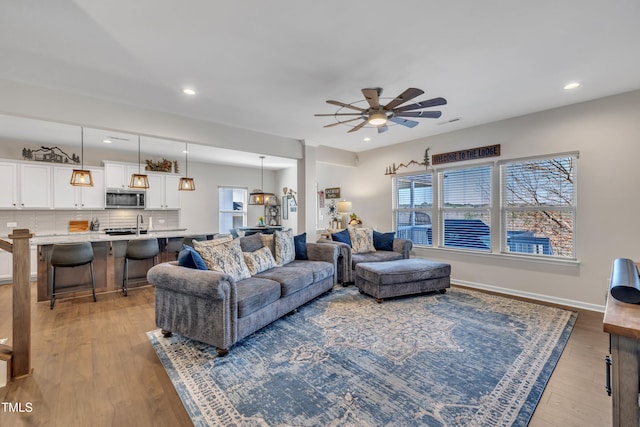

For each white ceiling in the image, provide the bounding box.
[1,0,639,158]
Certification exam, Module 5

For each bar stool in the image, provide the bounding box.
[122,238,159,296]
[182,235,208,248]
[50,242,95,309]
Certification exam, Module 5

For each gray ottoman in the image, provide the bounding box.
[355,258,451,303]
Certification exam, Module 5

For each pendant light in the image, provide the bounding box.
[249,156,275,205]
[178,143,195,191]
[129,136,149,189]
[70,126,94,187]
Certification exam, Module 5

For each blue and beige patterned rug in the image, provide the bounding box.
[147,286,576,426]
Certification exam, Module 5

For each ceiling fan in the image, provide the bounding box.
[315,87,447,133]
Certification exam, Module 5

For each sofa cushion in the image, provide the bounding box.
[177,244,208,270]
[240,232,264,252]
[255,266,314,297]
[274,229,295,266]
[235,277,281,318]
[243,246,277,275]
[284,260,333,283]
[373,231,396,251]
[348,227,376,254]
[352,250,404,269]
[294,232,308,260]
[194,238,251,282]
[331,229,351,246]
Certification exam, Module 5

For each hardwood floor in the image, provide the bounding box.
[0,282,612,427]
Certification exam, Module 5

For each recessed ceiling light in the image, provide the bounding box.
[183,88,196,95]
[363,137,371,142]
[103,139,112,144]
[563,82,581,90]
[182,150,189,154]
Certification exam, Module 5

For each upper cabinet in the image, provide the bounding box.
[104,162,144,189]
[19,164,51,209]
[53,166,105,209]
[0,161,18,208]
[146,173,181,210]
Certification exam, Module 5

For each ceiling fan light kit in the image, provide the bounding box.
[316,87,447,133]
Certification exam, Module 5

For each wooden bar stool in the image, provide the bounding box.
[122,238,159,296]
[50,242,96,309]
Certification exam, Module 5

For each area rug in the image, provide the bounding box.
[147,286,576,427]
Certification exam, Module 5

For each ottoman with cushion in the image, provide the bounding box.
[355,258,451,302]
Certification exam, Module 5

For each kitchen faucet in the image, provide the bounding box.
[136,213,144,236]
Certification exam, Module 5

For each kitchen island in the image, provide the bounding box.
[33,230,215,303]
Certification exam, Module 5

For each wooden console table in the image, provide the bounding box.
[604,293,640,426]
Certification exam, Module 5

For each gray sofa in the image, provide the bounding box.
[318,237,412,285]
[147,240,338,356]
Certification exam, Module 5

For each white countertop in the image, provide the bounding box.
[1,229,216,245]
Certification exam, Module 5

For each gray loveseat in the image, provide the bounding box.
[147,235,338,356]
[318,235,412,285]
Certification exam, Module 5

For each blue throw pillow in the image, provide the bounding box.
[331,229,352,247]
[373,231,395,251]
[294,232,308,260]
[178,244,208,270]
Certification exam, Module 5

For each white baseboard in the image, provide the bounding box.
[452,278,605,313]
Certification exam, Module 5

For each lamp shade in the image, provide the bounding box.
[249,191,275,205]
[129,173,149,189]
[337,201,352,213]
[70,169,94,187]
[178,177,195,191]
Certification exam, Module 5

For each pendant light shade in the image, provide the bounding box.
[249,156,275,205]
[129,136,149,189]
[178,143,196,191]
[70,126,94,187]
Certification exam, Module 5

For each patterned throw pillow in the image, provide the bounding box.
[274,229,295,266]
[260,234,275,257]
[243,246,277,275]
[348,227,377,254]
[194,238,251,282]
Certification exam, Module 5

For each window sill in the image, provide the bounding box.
[413,245,580,267]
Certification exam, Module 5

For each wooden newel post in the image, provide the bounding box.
[9,228,33,378]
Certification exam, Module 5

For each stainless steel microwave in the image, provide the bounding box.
[105,190,145,209]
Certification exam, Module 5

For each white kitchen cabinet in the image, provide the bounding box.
[146,173,181,210]
[53,166,105,209]
[0,161,18,208]
[19,164,51,209]
[104,162,144,189]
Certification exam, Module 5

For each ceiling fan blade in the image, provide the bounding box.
[377,125,388,134]
[383,88,425,110]
[315,113,363,117]
[347,120,369,133]
[362,88,382,109]
[324,117,362,128]
[392,97,447,113]
[389,116,419,128]
[395,110,442,119]
[326,100,366,112]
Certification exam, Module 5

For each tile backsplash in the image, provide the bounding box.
[0,209,179,236]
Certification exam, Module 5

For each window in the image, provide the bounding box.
[393,173,433,245]
[440,165,492,251]
[219,187,247,233]
[501,154,577,258]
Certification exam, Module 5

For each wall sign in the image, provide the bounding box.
[325,187,341,199]
[432,144,501,165]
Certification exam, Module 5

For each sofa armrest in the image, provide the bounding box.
[314,239,353,284]
[393,238,413,259]
[147,262,235,300]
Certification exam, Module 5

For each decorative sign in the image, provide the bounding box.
[325,187,341,199]
[22,146,79,164]
[432,144,501,165]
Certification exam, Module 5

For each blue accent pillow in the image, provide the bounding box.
[331,229,352,247]
[294,232,307,260]
[373,231,395,251]
[178,244,208,270]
